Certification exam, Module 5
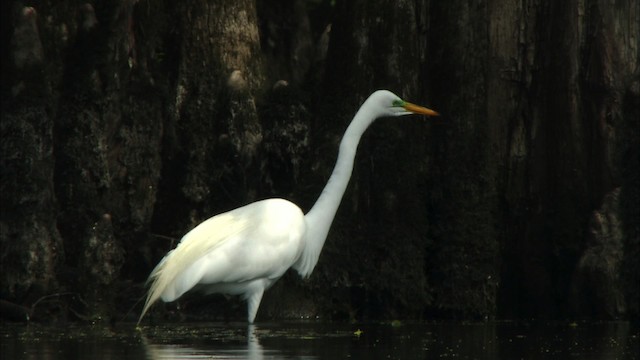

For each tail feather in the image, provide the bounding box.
[138,254,171,324]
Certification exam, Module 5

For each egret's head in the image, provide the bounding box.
[368,90,439,118]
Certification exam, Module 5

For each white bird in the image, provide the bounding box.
[138,90,439,324]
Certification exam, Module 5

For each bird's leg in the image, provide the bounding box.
[246,288,265,323]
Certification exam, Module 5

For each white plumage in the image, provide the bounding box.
[139,90,438,323]
[140,199,305,322]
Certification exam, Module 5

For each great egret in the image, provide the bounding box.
[139,90,438,324]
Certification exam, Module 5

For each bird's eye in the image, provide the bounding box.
[392,99,405,107]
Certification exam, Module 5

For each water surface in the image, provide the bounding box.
[2,320,637,359]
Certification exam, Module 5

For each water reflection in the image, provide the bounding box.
[1,321,637,359]
[143,325,277,360]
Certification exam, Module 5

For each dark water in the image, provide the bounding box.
[1,320,638,359]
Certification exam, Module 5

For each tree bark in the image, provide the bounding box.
[0,0,638,322]
[149,0,263,238]
[1,4,62,317]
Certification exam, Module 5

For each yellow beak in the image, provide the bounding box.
[404,102,439,117]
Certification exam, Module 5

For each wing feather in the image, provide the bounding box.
[138,198,305,323]
[139,203,256,322]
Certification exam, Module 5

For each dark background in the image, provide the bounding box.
[1,0,638,323]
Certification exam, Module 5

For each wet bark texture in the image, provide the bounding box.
[1,0,638,322]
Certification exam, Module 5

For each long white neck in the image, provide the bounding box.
[294,105,377,277]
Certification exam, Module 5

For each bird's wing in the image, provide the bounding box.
[139,198,305,322]
[197,202,307,285]
[139,206,252,321]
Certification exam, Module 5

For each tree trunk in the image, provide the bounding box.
[1,4,62,320]
[149,0,263,242]
[426,0,501,319]
[0,0,637,322]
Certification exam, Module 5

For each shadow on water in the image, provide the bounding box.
[1,320,638,359]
